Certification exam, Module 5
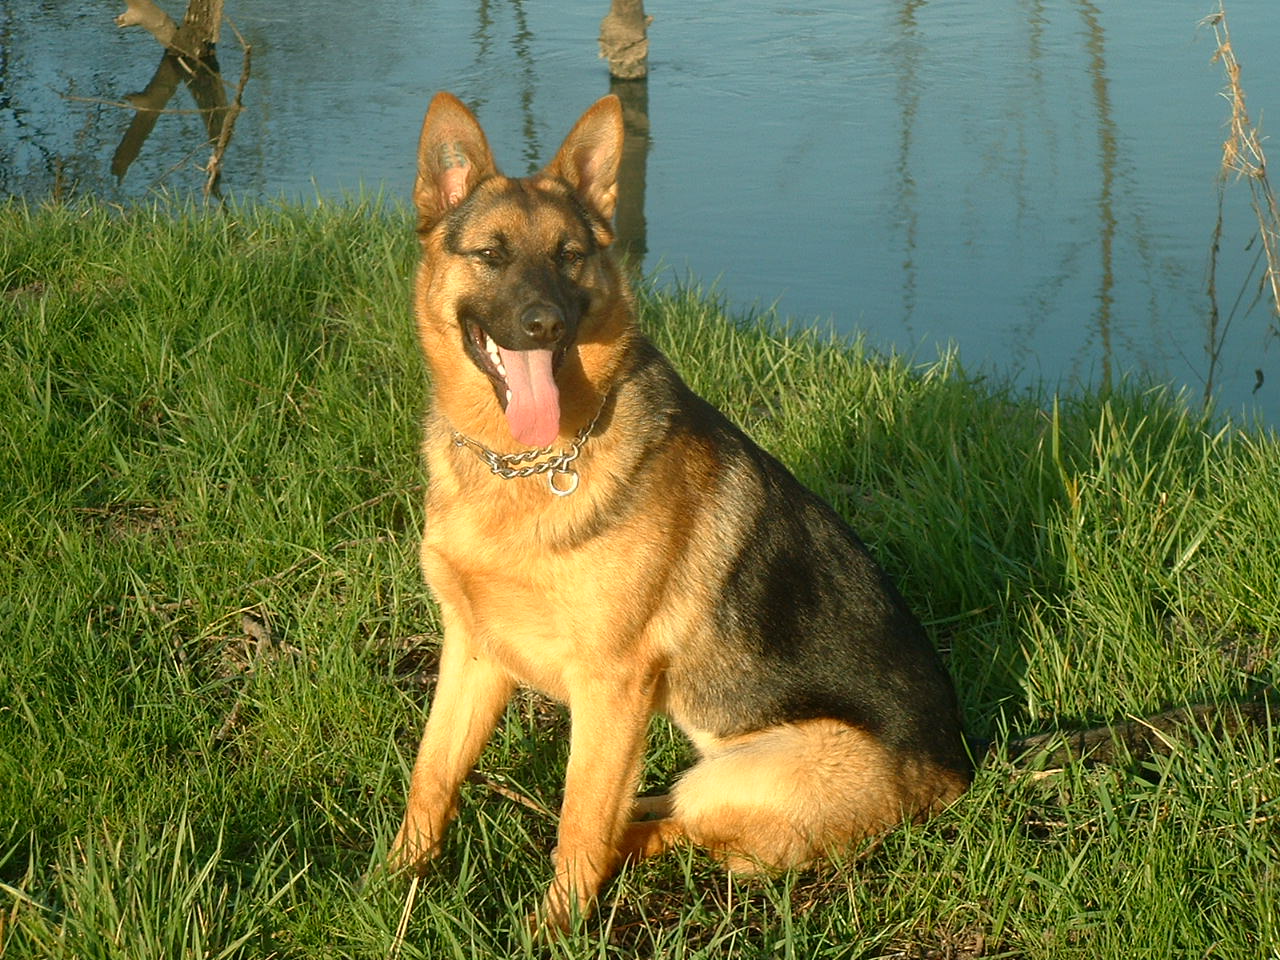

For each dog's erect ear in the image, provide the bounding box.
[543,95,624,224]
[414,92,499,233]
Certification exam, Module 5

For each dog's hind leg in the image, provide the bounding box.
[664,719,966,873]
[618,815,687,861]
[615,793,683,862]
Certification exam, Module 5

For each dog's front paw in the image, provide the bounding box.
[388,817,442,875]
[527,883,581,940]
[529,870,601,939]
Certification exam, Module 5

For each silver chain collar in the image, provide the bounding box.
[450,407,603,497]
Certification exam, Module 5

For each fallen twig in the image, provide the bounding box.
[211,612,276,743]
[466,771,557,820]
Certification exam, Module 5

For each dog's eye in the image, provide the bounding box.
[473,247,503,266]
[557,247,585,268]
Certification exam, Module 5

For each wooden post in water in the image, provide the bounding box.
[113,0,238,194]
[172,0,224,59]
[610,77,649,271]
[599,0,650,79]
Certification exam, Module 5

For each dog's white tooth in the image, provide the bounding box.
[505,389,513,403]
[483,335,506,376]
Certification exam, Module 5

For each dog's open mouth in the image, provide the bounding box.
[466,322,567,448]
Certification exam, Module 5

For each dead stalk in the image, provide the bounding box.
[204,18,252,196]
[1208,2,1280,321]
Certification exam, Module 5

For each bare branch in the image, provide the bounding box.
[204,26,252,196]
[115,0,178,48]
[116,0,223,60]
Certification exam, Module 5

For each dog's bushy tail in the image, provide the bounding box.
[980,690,1277,769]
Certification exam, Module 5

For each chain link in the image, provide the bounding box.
[450,407,602,496]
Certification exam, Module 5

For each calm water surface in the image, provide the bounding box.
[4,1,1278,421]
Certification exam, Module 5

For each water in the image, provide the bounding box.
[4,1,1278,421]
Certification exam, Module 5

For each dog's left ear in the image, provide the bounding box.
[543,95,624,224]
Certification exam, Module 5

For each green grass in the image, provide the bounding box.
[1,197,1277,959]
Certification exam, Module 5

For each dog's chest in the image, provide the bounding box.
[421,499,655,700]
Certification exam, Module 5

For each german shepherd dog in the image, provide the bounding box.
[390,92,972,931]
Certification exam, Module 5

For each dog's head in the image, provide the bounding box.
[413,92,625,448]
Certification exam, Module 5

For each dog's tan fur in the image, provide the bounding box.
[390,92,971,931]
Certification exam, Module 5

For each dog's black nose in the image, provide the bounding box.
[520,304,565,345]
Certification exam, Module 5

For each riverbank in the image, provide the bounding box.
[2,200,1277,958]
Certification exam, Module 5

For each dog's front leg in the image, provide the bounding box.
[391,618,515,873]
[538,666,657,933]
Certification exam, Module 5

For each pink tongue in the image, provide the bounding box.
[498,346,560,447]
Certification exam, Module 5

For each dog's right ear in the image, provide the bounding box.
[414,92,499,233]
